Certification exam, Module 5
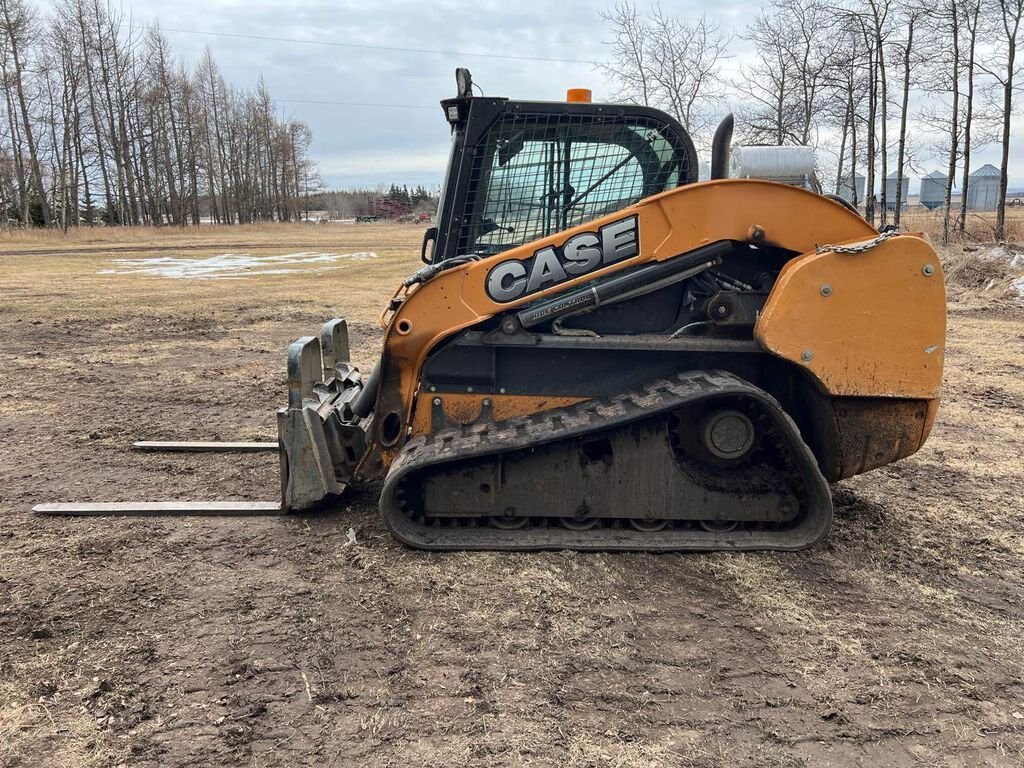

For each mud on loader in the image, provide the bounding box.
[36,70,947,551]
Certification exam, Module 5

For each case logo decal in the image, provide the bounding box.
[485,215,639,303]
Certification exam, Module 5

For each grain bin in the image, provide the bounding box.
[885,170,910,211]
[837,174,865,205]
[967,164,1000,211]
[919,171,947,210]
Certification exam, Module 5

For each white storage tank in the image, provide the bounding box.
[730,145,815,189]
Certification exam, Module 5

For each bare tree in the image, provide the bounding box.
[861,0,893,224]
[737,7,797,145]
[0,0,49,224]
[932,0,961,243]
[599,3,729,140]
[830,30,866,202]
[892,4,925,225]
[957,0,982,234]
[856,15,880,224]
[645,8,730,137]
[0,0,320,227]
[599,2,651,106]
[978,0,1023,240]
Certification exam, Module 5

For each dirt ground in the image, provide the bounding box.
[1,223,1023,767]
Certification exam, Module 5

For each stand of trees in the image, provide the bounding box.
[601,0,1024,242]
[312,184,438,220]
[0,0,320,228]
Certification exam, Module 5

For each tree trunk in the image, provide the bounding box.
[863,31,877,226]
[850,83,859,208]
[943,0,961,245]
[2,81,29,223]
[995,1,1021,241]
[894,16,914,227]
[872,4,889,226]
[74,1,114,224]
[996,65,1013,241]
[1,0,51,225]
[958,3,979,234]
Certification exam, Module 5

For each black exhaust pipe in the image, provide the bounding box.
[711,114,734,180]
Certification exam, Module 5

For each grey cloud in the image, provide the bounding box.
[76,0,1023,188]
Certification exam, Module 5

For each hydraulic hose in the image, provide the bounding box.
[351,360,381,419]
[515,240,733,330]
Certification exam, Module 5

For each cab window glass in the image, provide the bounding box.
[458,115,688,257]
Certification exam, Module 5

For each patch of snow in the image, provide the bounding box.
[98,251,379,280]
[1011,277,1024,299]
[977,245,1013,263]
[973,245,1024,267]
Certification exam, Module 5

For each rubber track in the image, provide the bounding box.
[380,370,832,551]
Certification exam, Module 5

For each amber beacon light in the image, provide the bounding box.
[566,88,592,103]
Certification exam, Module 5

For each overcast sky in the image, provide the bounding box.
[63,0,1022,191]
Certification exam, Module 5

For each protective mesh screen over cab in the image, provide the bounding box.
[456,111,694,258]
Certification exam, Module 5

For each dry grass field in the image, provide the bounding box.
[898,206,1024,245]
[1,222,1023,767]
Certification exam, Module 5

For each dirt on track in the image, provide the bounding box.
[1,224,1023,768]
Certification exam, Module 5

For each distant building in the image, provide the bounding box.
[919,171,948,210]
[837,174,865,205]
[884,170,910,211]
[967,164,1000,211]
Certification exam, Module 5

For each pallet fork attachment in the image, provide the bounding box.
[33,319,371,518]
[132,442,278,453]
[33,501,282,516]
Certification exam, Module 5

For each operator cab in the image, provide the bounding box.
[423,68,699,265]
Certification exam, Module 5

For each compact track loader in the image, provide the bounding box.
[37,70,947,551]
